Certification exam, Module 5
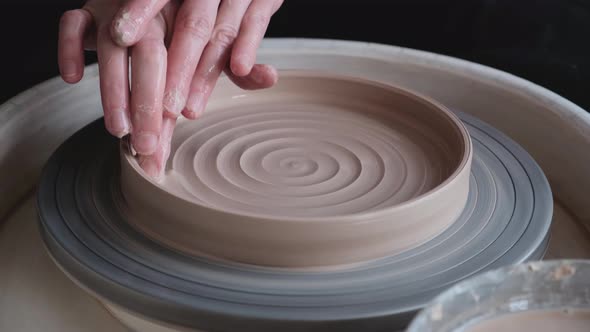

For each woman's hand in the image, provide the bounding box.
[109,0,283,118]
[58,0,282,179]
[58,0,177,150]
[136,66,280,179]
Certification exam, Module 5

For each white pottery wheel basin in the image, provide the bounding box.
[1,39,590,332]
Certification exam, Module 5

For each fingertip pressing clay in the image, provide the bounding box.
[120,71,473,268]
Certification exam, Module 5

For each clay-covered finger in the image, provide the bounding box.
[58,9,93,83]
[138,117,176,179]
[182,0,252,117]
[162,0,220,117]
[230,0,278,76]
[96,25,131,138]
[110,0,169,46]
[130,21,168,155]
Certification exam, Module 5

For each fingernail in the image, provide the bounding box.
[61,60,78,78]
[163,89,185,115]
[139,158,161,179]
[133,133,158,155]
[108,110,130,138]
[185,95,205,119]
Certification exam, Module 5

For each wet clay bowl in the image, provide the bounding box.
[407,260,590,332]
[120,71,473,269]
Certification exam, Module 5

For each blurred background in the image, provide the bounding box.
[1,0,588,110]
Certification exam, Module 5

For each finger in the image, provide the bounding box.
[130,20,168,155]
[111,0,169,46]
[58,9,93,83]
[138,117,176,179]
[96,25,131,138]
[160,0,180,46]
[182,0,252,117]
[181,63,277,120]
[224,63,278,90]
[162,0,220,117]
[230,0,278,76]
[83,27,98,51]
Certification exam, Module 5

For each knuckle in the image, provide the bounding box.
[210,25,238,47]
[60,10,75,22]
[273,0,285,12]
[179,15,212,41]
[103,104,127,115]
[243,13,269,29]
[60,10,83,27]
[63,9,82,19]
[136,104,156,114]
[135,38,165,53]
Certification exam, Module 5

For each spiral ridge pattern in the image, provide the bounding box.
[165,102,457,217]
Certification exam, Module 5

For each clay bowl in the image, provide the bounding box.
[407,260,590,332]
[120,71,473,269]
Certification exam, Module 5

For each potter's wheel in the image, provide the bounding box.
[38,89,552,332]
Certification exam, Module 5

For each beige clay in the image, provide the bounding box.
[119,71,473,269]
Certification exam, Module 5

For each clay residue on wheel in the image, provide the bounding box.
[551,264,576,280]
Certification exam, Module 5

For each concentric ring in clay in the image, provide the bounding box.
[37,111,551,332]
[120,71,473,268]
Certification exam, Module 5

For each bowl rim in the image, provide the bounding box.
[121,69,473,224]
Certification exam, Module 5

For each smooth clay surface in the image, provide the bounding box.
[464,309,590,332]
[120,72,472,268]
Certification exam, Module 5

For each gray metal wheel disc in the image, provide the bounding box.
[37,111,552,331]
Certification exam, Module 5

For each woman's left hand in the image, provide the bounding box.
[110,0,283,119]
